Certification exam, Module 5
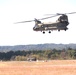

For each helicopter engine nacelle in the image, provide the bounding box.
[58,14,69,25]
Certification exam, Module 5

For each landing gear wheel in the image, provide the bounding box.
[64,28,67,31]
[65,29,66,31]
[49,31,51,33]
[43,31,45,34]
[58,30,60,32]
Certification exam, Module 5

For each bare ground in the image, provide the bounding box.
[0,60,76,75]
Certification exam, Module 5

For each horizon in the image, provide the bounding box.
[0,43,76,46]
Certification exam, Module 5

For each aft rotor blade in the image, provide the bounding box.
[57,12,76,15]
[45,12,76,16]
[44,13,64,16]
[15,20,34,24]
[38,15,58,20]
[65,12,76,14]
[44,14,56,16]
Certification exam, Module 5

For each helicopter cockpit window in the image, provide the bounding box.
[33,24,39,29]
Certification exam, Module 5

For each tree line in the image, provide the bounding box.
[0,48,76,61]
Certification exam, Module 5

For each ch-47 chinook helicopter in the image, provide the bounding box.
[15,12,76,34]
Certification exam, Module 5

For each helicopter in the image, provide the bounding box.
[15,12,76,34]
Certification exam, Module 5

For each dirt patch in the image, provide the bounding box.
[0,60,76,75]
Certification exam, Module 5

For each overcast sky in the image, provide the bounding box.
[0,0,76,46]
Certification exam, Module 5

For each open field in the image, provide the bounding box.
[0,60,76,75]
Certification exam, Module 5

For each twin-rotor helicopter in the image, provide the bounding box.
[15,12,76,34]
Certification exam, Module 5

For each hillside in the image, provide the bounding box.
[0,43,76,52]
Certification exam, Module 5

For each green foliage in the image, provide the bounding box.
[0,49,76,61]
[14,56,26,61]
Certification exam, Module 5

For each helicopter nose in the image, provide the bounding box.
[33,27,36,30]
[33,26,39,31]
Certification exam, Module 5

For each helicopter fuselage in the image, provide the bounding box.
[33,21,68,32]
[33,14,69,33]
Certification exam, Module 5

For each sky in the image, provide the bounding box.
[0,0,76,46]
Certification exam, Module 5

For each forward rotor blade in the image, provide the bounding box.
[14,20,34,24]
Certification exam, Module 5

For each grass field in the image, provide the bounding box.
[0,60,76,75]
